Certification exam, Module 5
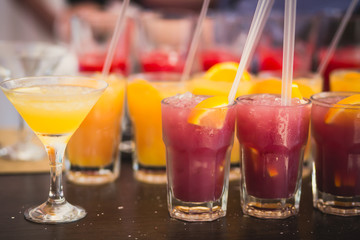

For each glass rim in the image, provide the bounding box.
[128,72,183,82]
[236,94,311,108]
[257,70,322,80]
[161,94,236,110]
[330,68,360,75]
[0,75,108,95]
[0,65,10,80]
[310,91,360,109]
[140,8,195,20]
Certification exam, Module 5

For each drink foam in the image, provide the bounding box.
[238,94,306,106]
[163,92,207,108]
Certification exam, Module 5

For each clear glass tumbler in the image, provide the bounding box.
[236,94,311,219]
[161,93,236,221]
[311,91,360,216]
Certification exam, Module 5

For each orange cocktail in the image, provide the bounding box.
[66,74,126,185]
[127,73,187,183]
[330,69,360,92]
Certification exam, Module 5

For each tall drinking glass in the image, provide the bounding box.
[257,12,318,74]
[161,93,236,221]
[311,92,360,216]
[198,11,251,71]
[236,94,311,219]
[71,13,133,75]
[330,69,360,92]
[316,13,360,90]
[0,76,107,223]
[66,74,126,185]
[136,9,194,73]
[127,73,187,183]
[0,41,67,161]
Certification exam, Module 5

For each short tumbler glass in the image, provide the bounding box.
[311,91,360,216]
[236,94,311,219]
[161,93,236,221]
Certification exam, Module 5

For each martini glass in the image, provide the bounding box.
[0,41,67,161]
[0,76,107,224]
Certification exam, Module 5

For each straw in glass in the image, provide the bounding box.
[181,0,211,82]
[102,0,130,78]
[228,0,275,104]
[316,0,359,76]
[281,0,297,106]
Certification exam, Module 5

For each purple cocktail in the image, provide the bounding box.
[236,94,311,219]
[311,92,360,216]
[161,93,236,221]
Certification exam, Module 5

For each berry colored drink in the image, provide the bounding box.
[311,92,360,216]
[199,49,240,71]
[318,47,360,91]
[78,52,129,75]
[140,50,185,73]
[257,47,311,73]
[161,93,235,221]
[236,94,311,219]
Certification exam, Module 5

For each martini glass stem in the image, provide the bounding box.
[46,142,66,204]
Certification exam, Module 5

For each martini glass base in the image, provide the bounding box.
[24,200,87,224]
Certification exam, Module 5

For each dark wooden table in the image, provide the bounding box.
[1,154,360,240]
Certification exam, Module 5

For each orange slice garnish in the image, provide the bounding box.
[188,95,229,129]
[251,79,304,99]
[250,78,282,94]
[204,62,250,82]
[325,94,360,124]
[291,83,303,100]
[293,81,314,99]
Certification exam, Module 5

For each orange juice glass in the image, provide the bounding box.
[66,74,126,185]
[127,73,187,183]
[330,69,360,92]
[255,71,323,98]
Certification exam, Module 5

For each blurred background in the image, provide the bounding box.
[0,0,359,124]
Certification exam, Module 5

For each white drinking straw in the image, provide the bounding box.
[316,0,359,76]
[228,0,274,104]
[281,0,297,106]
[102,0,130,78]
[181,0,211,82]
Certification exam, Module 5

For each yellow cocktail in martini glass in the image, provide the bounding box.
[0,76,107,224]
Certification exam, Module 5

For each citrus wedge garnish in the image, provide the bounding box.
[250,78,282,94]
[291,83,303,100]
[188,95,229,129]
[251,79,304,99]
[204,62,250,82]
[325,94,360,124]
[293,81,315,99]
